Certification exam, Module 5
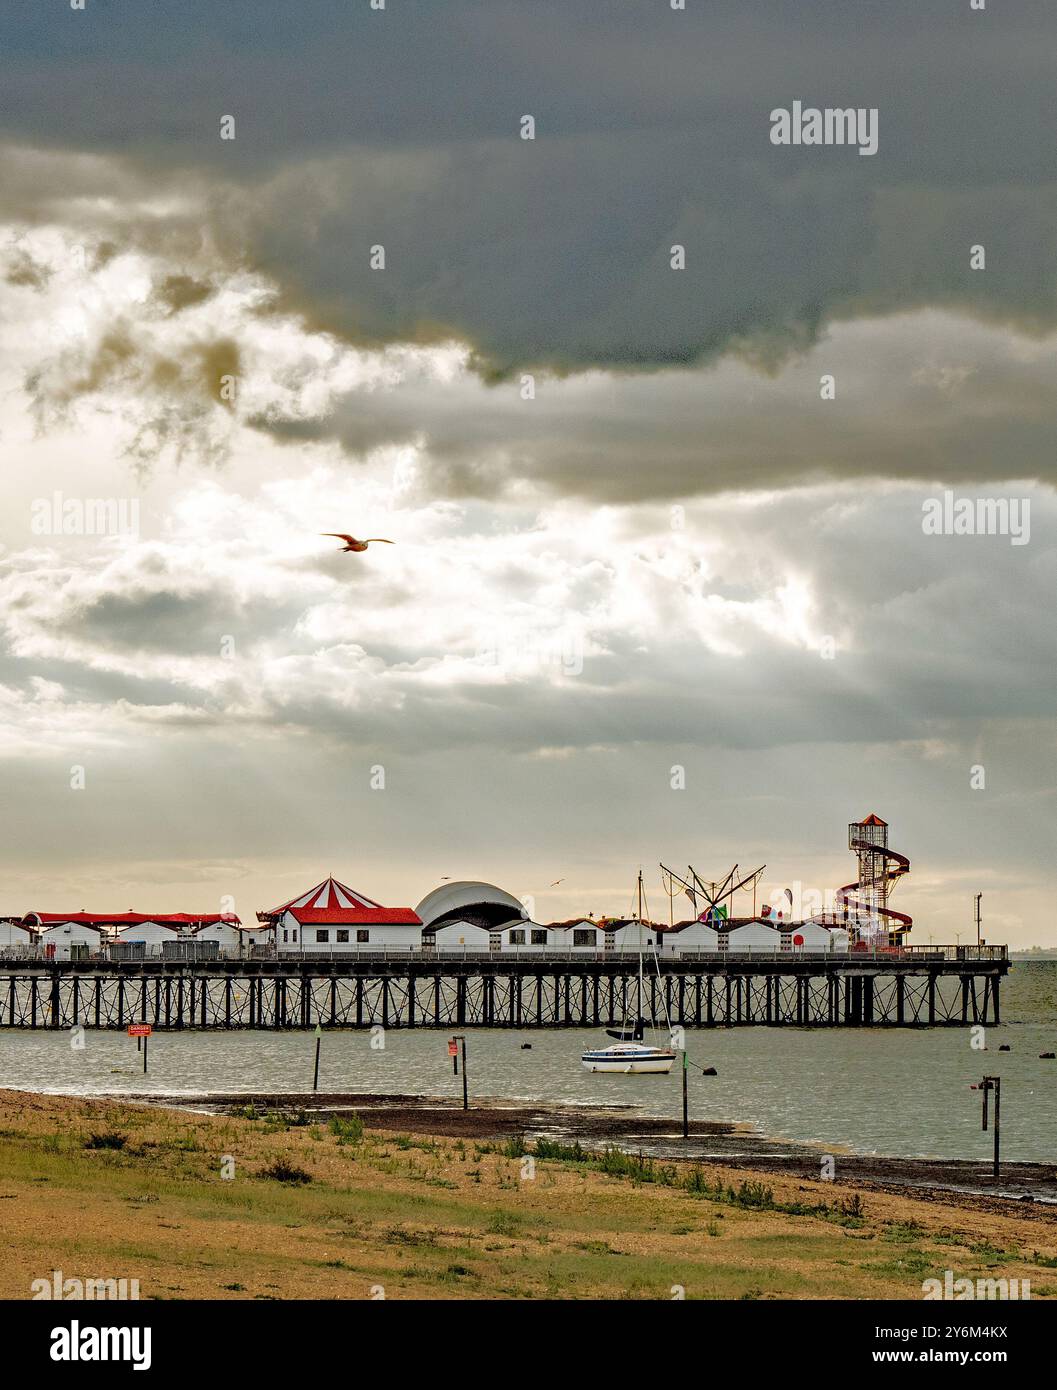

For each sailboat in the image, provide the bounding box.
[581,873,677,1074]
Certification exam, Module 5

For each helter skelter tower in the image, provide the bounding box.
[837,814,912,945]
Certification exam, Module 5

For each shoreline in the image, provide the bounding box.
[110,1088,1057,1216]
[2,1087,1055,1300]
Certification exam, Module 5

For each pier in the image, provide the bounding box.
[0,946,1007,1030]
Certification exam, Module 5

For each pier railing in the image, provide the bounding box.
[0,942,1008,965]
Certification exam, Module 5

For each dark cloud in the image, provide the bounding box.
[4,242,51,290]
[156,273,213,314]
[247,316,1057,502]
[1,1,1055,375]
[25,318,242,465]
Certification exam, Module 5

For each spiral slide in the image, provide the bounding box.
[836,839,913,932]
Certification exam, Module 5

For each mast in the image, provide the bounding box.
[637,870,644,1024]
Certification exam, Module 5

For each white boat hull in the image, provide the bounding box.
[581,1046,676,1075]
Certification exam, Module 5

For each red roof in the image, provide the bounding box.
[25,912,241,929]
[262,877,420,926]
[290,907,421,926]
[859,813,888,826]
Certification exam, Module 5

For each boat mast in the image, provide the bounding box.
[637,869,644,1025]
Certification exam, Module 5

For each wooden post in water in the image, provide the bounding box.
[450,1034,468,1109]
[992,1077,1001,1179]
[977,1075,1001,1181]
[313,1023,322,1091]
[128,1022,151,1070]
[681,1049,689,1139]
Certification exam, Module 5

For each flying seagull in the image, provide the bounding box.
[321,533,394,553]
[550,879,565,887]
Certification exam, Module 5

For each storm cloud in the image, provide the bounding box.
[1,1,1055,377]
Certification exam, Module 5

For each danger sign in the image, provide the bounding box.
[447,1040,459,1057]
[127,1023,153,1038]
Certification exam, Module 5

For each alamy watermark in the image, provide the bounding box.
[32,1269,140,1300]
[922,1270,1030,1301]
[921,490,1029,546]
[50,1322,151,1370]
[31,491,140,538]
[476,626,584,677]
[770,102,878,157]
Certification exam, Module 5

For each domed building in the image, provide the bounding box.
[415,880,528,952]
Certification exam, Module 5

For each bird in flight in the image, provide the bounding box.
[550,879,565,887]
[321,533,394,553]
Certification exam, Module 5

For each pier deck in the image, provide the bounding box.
[0,948,1007,1029]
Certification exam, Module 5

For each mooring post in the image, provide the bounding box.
[993,1075,1001,1179]
[312,1023,321,1091]
[682,1049,689,1139]
[450,1034,468,1109]
[977,1075,1001,1180]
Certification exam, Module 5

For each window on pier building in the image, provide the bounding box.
[316,930,329,943]
[337,929,349,943]
[572,929,594,947]
[357,929,370,943]
[531,930,547,945]
[282,929,288,943]
[509,929,525,944]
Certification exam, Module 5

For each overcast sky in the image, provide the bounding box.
[0,1,1053,942]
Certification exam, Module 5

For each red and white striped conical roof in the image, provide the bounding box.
[261,877,421,926]
[271,877,384,914]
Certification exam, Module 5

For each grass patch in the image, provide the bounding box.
[258,1158,312,1185]
[485,1211,523,1238]
[328,1114,364,1146]
[84,1131,127,1151]
[523,1143,865,1226]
